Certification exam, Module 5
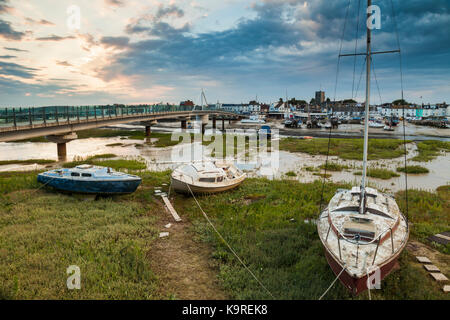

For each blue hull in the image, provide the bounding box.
[37,175,141,194]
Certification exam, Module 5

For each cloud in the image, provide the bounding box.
[24,17,55,26]
[0,61,38,78]
[125,4,186,35]
[0,0,12,14]
[56,60,73,67]
[35,34,76,41]
[4,46,28,52]
[0,19,25,40]
[104,0,123,7]
[100,36,130,48]
[0,54,15,58]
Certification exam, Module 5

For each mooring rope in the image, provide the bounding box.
[184,181,276,299]
[318,263,347,300]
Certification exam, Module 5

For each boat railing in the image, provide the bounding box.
[324,208,409,264]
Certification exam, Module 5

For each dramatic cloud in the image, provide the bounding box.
[0,0,449,106]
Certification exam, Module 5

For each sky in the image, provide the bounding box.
[0,0,449,107]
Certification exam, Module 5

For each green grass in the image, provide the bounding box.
[280,138,408,160]
[396,165,429,174]
[396,185,450,254]
[412,140,450,162]
[354,168,400,180]
[0,170,175,299]
[88,153,117,160]
[178,179,448,300]
[319,162,349,172]
[285,171,297,177]
[63,157,147,171]
[0,159,56,166]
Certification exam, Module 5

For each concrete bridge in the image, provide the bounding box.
[0,105,242,160]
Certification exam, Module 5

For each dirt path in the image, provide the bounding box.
[406,240,450,276]
[147,199,227,300]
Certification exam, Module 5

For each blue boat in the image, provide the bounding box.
[37,165,142,194]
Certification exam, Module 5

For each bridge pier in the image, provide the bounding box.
[181,119,187,130]
[212,117,216,130]
[46,132,78,162]
[222,118,225,131]
[141,120,157,142]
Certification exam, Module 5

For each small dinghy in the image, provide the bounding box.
[37,165,142,194]
[171,161,246,194]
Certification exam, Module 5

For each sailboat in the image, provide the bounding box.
[317,0,409,295]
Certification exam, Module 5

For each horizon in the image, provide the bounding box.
[0,0,449,107]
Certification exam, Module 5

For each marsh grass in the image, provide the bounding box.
[0,159,56,166]
[396,165,429,174]
[179,179,448,299]
[0,170,173,299]
[396,185,450,253]
[285,171,297,177]
[354,168,400,180]
[62,155,147,171]
[319,162,349,172]
[412,140,450,162]
[280,138,408,160]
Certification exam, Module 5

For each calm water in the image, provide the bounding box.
[0,122,448,192]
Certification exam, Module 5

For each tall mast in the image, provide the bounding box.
[360,0,371,214]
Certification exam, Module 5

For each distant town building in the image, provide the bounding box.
[180,100,194,107]
[315,91,325,105]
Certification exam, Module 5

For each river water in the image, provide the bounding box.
[0,121,448,192]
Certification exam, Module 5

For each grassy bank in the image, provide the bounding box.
[0,159,56,166]
[62,155,147,171]
[178,179,448,300]
[280,138,407,160]
[397,165,429,174]
[396,185,450,254]
[354,168,400,180]
[1,169,448,299]
[0,169,174,299]
[412,140,450,162]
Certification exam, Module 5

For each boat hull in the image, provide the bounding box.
[171,175,245,194]
[322,238,405,296]
[37,174,141,194]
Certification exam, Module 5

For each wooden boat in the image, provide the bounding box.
[37,165,141,194]
[317,0,409,295]
[171,161,246,194]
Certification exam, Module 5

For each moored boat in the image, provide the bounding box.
[317,0,409,296]
[37,165,142,194]
[171,161,246,194]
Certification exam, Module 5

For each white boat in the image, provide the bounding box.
[241,115,265,124]
[368,121,384,128]
[383,125,394,131]
[317,0,409,296]
[171,161,246,194]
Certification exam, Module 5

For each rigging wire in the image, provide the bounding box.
[390,0,409,221]
[370,57,384,106]
[354,57,367,100]
[320,0,352,214]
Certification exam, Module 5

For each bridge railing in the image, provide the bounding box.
[0,105,236,130]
